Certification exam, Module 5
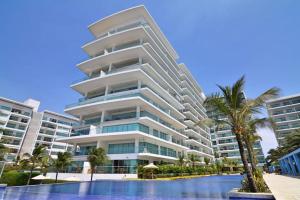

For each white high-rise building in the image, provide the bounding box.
[266,93,300,146]
[58,5,214,177]
[0,97,78,161]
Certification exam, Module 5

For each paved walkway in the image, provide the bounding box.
[263,174,300,200]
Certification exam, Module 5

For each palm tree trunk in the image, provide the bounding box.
[244,138,257,173]
[235,132,258,192]
[27,167,33,185]
[55,171,58,183]
[90,168,94,181]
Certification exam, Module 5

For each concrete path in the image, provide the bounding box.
[263,174,300,200]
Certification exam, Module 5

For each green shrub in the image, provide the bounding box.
[137,164,233,179]
[0,170,40,186]
[240,170,270,193]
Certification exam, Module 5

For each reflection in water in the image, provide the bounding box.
[3,175,242,200]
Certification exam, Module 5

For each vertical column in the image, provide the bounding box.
[138,80,142,89]
[96,140,102,148]
[139,38,143,45]
[105,85,109,96]
[98,111,106,134]
[158,145,161,156]
[136,106,140,118]
[134,138,139,153]
[108,63,112,72]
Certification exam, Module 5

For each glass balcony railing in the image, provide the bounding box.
[66,89,180,122]
[72,63,141,85]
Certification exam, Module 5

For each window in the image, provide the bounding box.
[102,123,149,134]
[0,105,11,111]
[108,143,135,154]
[52,145,66,150]
[56,132,69,137]
[139,142,158,154]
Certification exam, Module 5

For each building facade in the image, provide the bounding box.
[32,111,78,157]
[266,93,300,146]
[0,97,37,161]
[58,6,214,176]
[207,107,265,166]
[0,97,78,161]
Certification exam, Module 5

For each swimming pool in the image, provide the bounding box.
[2,175,242,200]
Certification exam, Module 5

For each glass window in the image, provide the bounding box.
[0,105,11,111]
[139,142,158,154]
[108,143,135,154]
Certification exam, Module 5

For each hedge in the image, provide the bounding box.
[0,170,40,186]
[138,164,242,178]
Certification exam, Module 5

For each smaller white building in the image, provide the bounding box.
[266,93,300,146]
[0,97,78,161]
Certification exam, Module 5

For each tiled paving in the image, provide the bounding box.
[264,174,300,200]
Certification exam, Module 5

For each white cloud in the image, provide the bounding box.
[256,127,278,157]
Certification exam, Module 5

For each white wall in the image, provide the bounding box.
[47,173,137,181]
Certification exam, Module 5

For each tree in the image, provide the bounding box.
[40,155,51,176]
[87,147,107,181]
[284,129,300,150]
[189,154,196,168]
[0,128,9,161]
[243,118,274,173]
[52,152,72,183]
[20,145,47,185]
[0,144,9,161]
[177,154,185,176]
[266,129,300,164]
[202,76,279,192]
[215,160,223,174]
[204,157,210,166]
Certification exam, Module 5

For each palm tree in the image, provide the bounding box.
[189,154,196,168]
[215,160,223,174]
[203,76,279,192]
[52,151,72,183]
[40,155,51,176]
[266,129,300,163]
[87,147,107,181]
[244,118,274,173]
[0,128,9,161]
[284,129,300,150]
[20,145,47,185]
[204,157,210,166]
[177,154,185,176]
[0,144,9,161]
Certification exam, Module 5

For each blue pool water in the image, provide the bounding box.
[2,175,242,200]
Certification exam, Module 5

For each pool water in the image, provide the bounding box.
[2,175,242,200]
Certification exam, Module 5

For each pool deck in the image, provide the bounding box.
[263,173,300,200]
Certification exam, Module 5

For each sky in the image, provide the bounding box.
[1,0,299,156]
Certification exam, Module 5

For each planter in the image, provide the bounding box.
[0,184,7,199]
[228,188,275,200]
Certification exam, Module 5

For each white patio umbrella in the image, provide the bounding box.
[143,163,158,179]
[31,175,50,180]
[63,176,80,182]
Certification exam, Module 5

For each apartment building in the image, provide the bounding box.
[207,107,265,166]
[0,97,38,161]
[31,111,78,157]
[57,6,214,177]
[0,97,78,161]
[266,93,300,146]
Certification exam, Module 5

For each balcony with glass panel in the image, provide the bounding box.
[65,88,185,129]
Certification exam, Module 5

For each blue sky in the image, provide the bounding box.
[1,0,299,155]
